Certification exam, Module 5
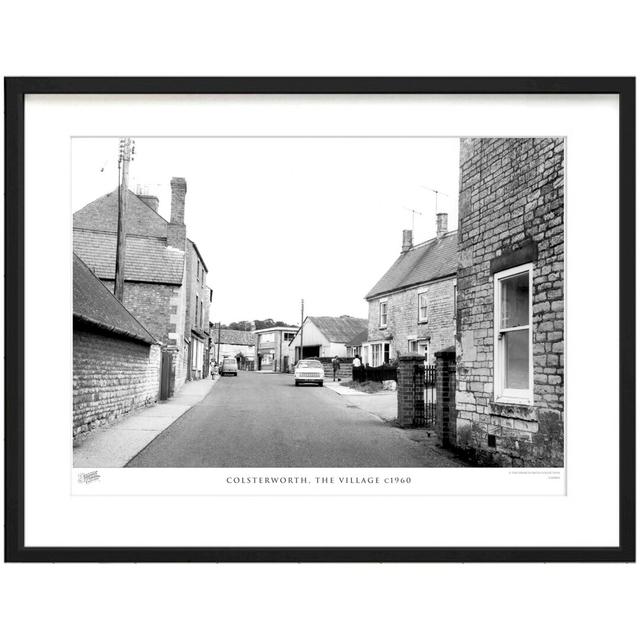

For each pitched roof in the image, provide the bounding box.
[308,316,368,344]
[73,228,185,284]
[73,253,157,344]
[218,329,256,346]
[346,328,369,347]
[74,188,168,237]
[365,231,457,299]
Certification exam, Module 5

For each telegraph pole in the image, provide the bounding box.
[300,298,304,361]
[114,137,134,301]
[217,321,222,365]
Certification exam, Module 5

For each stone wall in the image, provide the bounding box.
[318,357,353,379]
[103,278,187,395]
[456,137,564,467]
[184,241,212,379]
[73,327,160,439]
[367,277,456,364]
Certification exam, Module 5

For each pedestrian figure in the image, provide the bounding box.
[332,355,341,382]
[352,354,362,382]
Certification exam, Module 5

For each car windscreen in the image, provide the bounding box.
[297,361,322,368]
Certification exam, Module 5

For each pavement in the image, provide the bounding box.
[323,381,398,422]
[127,371,465,467]
[73,377,218,468]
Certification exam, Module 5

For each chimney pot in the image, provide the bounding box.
[402,229,413,253]
[436,212,448,238]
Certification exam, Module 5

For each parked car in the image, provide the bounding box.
[220,357,238,376]
[294,359,324,387]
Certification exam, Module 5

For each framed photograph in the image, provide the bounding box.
[4,77,635,562]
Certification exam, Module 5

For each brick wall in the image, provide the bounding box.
[103,279,178,344]
[435,349,457,447]
[396,355,425,427]
[367,277,456,363]
[73,327,160,439]
[456,137,564,467]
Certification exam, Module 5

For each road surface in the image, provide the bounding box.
[127,371,460,467]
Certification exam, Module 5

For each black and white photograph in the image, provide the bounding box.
[6,76,632,566]
[71,135,564,470]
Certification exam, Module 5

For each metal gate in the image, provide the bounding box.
[413,363,437,428]
[159,350,172,400]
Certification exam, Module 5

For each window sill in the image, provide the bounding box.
[490,401,537,421]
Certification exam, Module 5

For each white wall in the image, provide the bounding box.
[215,343,255,362]
[289,321,355,357]
[289,320,328,351]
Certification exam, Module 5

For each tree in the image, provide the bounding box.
[253,319,291,330]
[221,319,293,331]
[224,320,253,331]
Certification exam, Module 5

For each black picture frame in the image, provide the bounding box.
[4,77,635,563]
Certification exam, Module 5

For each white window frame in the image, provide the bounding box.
[418,292,428,323]
[493,263,533,405]
[379,299,388,328]
[191,338,203,370]
[369,341,391,366]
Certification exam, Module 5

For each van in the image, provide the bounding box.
[220,357,238,376]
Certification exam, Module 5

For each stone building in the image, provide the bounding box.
[184,239,212,380]
[73,177,211,396]
[73,254,161,439]
[363,215,457,366]
[455,137,564,467]
[254,326,298,372]
[212,328,256,367]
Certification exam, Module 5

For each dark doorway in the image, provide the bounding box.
[302,345,321,358]
[160,351,172,400]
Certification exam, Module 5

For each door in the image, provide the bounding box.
[160,351,172,400]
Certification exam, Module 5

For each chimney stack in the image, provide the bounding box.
[170,177,187,224]
[402,229,413,253]
[167,177,187,250]
[436,212,448,238]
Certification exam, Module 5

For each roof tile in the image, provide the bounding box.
[73,229,184,284]
[308,316,368,344]
[73,253,156,344]
[366,231,457,299]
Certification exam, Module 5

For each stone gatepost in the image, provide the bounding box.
[397,354,425,428]
[435,347,456,447]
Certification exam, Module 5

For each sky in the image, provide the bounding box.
[72,137,460,326]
